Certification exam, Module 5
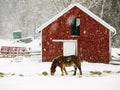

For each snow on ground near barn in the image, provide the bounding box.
[0,57,120,90]
[0,39,120,90]
[111,48,120,60]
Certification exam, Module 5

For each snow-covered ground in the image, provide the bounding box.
[111,48,120,60]
[0,57,120,90]
[0,39,120,90]
[110,48,120,65]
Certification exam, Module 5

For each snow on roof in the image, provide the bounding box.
[36,3,116,33]
[13,30,22,32]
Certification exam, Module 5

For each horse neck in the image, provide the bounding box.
[52,60,58,69]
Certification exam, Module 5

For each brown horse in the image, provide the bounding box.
[50,55,82,76]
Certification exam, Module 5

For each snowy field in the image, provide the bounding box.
[0,39,120,90]
[0,57,120,90]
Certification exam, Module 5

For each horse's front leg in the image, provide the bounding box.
[60,67,64,76]
[64,68,68,75]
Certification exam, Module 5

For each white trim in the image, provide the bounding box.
[41,31,42,62]
[75,40,78,56]
[52,40,78,56]
[52,39,77,42]
[109,31,112,62]
[36,3,116,33]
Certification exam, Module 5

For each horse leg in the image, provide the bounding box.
[60,67,64,76]
[73,66,77,76]
[64,68,68,75]
[77,63,82,75]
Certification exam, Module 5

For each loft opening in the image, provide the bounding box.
[70,17,80,36]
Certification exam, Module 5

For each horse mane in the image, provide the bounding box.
[51,56,63,69]
[51,58,58,70]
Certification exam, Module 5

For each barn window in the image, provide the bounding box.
[70,17,80,36]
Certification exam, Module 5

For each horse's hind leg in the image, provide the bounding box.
[73,66,77,76]
[77,63,82,75]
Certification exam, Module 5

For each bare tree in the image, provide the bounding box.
[112,33,120,48]
[50,0,60,13]
[100,0,106,19]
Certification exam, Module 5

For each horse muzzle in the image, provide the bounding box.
[51,73,54,76]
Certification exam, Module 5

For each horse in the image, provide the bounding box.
[50,55,82,76]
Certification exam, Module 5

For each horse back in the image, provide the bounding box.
[62,55,81,66]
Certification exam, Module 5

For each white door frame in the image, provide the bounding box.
[52,40,78,56]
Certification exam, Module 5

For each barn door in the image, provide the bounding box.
[63,41,77,56]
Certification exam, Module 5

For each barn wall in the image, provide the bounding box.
[42,6,110,63]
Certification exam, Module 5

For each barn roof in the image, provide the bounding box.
[36,3,116,33]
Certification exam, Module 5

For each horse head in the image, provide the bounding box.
[50,58,58,76]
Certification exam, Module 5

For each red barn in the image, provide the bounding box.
[37,3,116,63]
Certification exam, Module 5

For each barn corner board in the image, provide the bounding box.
[37,3,116,63]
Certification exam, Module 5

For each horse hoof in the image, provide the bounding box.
[79,75,82,78]
[73,73,76,76]
[61,74,64,76]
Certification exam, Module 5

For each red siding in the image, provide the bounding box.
[42,6,110,63]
